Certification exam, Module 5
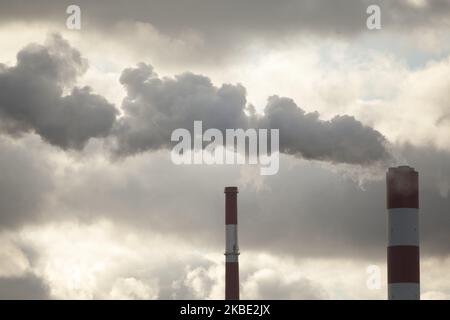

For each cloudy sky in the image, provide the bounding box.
[0,0,450,299]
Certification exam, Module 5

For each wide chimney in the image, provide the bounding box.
[387,166,420,300]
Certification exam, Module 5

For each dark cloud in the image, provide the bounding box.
[0,273,50,299]
[0,136,53,229]
[47,143,450,261]
[114,63,390,165]
[0,34,117,149]
[2,1,449,66]
[2,1,450,39]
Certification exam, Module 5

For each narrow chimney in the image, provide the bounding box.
[386,166,420,300]
[224,186,239,300]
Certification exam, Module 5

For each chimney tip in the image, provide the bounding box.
[224,186,238,193]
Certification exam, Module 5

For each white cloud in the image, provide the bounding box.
[110,277,158,299]
[0,235,30,277]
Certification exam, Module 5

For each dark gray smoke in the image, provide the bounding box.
[0,36,389,165]
[0,273,50,299]
[0,34,117,149]
[113,63,248,155]
[114,63,390,165]
[260,96,390,164]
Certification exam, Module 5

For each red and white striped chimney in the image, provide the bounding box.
[386,166,420,300]
[224,186,239,300]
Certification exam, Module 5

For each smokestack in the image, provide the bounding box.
[386,166,420,300]
[224,186,239,300]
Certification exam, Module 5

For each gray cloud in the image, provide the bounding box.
[2,1,450,67]
[400,144,450,256]
[0,34,117,149]
[44,142,450,261]
[2,1,450,39]
[0,273,50,299]
[114,63,390,165]
[0,136,53,229]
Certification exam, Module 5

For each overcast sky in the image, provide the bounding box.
[1,0,450,300]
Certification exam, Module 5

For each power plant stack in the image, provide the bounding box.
[386,166,420,300]
[224,186,240,300]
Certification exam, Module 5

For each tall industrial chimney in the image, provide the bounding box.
[386,166,420,300]
[224,186,239,300]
